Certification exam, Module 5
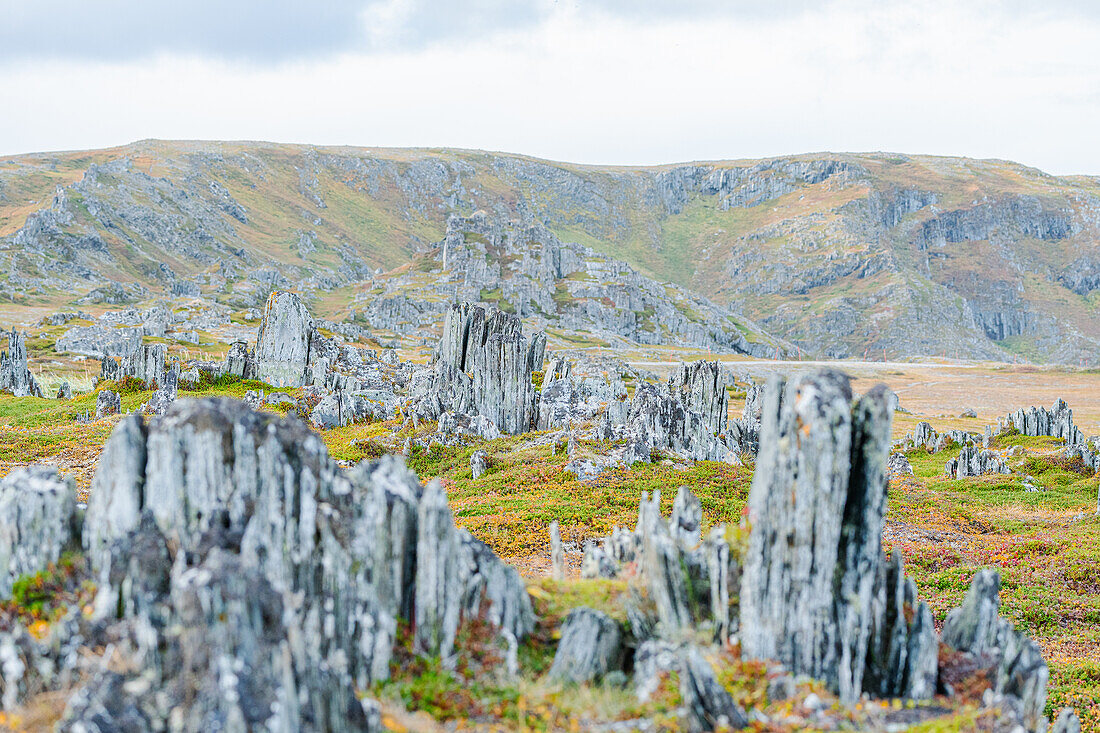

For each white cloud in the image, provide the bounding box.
[1,0,1097,174]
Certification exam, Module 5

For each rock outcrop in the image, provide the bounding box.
[95,389,121,418]
[99,341,168,387]
[0,466,78,596]
[944,444,1010,478]
[0,331,43,398]
[547,607,624,683]
[0,398,533,728]
[740,371,936,703]
[1004,399,1085,447]
[254,291,314,387]
[418,302,546,435]
[624,362,742,464]
[942,570,1049,732]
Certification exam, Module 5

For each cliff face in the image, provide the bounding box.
[2,141,1099,362]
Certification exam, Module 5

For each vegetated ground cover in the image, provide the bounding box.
[0,373,1098,728]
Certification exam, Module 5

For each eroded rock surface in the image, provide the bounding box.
[0,398,532,729]
[739,371,935,703]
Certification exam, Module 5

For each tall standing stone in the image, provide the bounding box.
[739,370,932,703]
[255,291,313,387]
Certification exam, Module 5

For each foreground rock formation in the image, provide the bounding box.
[741,372,937,703]
[0,399,532,729]
[566,369,1066,729]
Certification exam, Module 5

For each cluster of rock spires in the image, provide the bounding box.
[0,398,531,729]
[895,399,1100,484]
[559,370,1071,731]
[0,331,44,398]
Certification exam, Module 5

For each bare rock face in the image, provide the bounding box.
[942,570,1049,732]
[548,607,624,683]
[739,370,936,704]
[0,466,79,596]
[0,331,44,398]
[94,389,121,419]
[63,398,533,729]
[426,303,546,435]
[255,291,314,387]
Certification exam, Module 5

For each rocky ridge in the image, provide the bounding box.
[6,142,1099,362]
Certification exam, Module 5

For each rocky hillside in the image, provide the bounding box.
[3,141,1099,362]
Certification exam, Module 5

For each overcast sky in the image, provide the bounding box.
[2,0,1098,174]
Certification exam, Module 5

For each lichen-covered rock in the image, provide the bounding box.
[548,607,624,683]
[740,370,936,703]
[0,331,44,398]
[942,569,1049,732]
[0,466,79,596]
[255,291,313,387]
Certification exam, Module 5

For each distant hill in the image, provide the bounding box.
[2,140,1099,363]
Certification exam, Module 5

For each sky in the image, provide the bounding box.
[1,0,1099,174]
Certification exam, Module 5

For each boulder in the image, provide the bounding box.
[95,389,121,419]
[887,452,913,480]
[548,608,624,683]
[470,450,489,479]
[223,340,256,379]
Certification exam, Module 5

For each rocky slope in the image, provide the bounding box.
[3,141,1100,362]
